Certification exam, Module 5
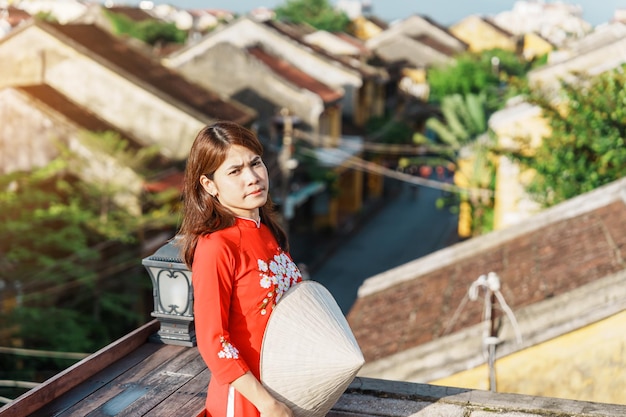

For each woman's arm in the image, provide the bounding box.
[193,237,251,383]
[230,372,293,417]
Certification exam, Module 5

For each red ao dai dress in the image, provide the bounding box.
[192,217,302,417]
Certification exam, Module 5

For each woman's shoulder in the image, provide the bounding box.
[197,227,241,251]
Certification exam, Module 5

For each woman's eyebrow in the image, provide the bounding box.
[224,156,261,170]
[224,162,243,170]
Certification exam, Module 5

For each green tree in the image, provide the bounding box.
[409,93,495,235]
[0,132,179,386]
[421,49,535,235]
[428,48,530,112]
[365,115,414,144]
[423,93,487,148]
[275,0,351,32]
[105,10,187,45]
[508,69,626,207]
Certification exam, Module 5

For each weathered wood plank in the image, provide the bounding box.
[57,344,189,416]
[143,368,211,417]
[0,320,160,417]
[29,343,162,417]
[92,351,207,417]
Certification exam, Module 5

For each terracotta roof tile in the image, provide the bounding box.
[17,84,123,134]
[6,6,32,27]
[367,16,389,30]
[334,32,371,56]
[16,84,151,153]
[247,45,343,104]
[40,22,255,125]
[263,19,381,79]
[143,170,184,193]
[412,34,461,57]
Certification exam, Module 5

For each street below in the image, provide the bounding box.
[309,180,460,313]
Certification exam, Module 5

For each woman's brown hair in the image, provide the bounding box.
[177,121,288,268]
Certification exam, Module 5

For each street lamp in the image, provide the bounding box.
[142,238,196,347]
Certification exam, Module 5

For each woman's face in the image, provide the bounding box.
[200,144,269,219]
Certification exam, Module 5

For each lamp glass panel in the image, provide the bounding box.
[151,266,190,315]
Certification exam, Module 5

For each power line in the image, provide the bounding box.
[0,346,89,360]
[294,129,457,155]
[8,255,146,302]
[0,380,41,405]
[0,380,40,389]
[293,132,492,198]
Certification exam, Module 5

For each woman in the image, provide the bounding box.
[178,121,302,417]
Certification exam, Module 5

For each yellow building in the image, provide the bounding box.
[431,310,626,404]
[488,98,548,231]
[522,32,554,61]
[350,15,385,41]
[450,15,518,53]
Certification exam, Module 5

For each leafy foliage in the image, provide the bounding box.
[422,49,535,235]
[105,10,187,45]
[0,132,179,383]
[410,93,495,235]
[365,115,414,144]
[428,48,531,112]
[275,0,351,32]
[1,162,99,290]
[424,93,487,148]
[509,68,626,206]
[33,11,58,23]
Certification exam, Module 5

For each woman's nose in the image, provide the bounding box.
[244,167,260,183]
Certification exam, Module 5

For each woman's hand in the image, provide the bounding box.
[231,372,293,417]
[259,398,293,417]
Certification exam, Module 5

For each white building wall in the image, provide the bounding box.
[164,17,361,117]
[0,88,144,214]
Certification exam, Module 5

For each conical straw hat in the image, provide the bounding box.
[260,280,364,417]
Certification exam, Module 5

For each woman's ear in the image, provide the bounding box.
[200,175,217,197]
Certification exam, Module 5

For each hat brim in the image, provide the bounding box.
[260,280,365,417]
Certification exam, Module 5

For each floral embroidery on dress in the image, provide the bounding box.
[217,336,239,359]
[258,252,302,314]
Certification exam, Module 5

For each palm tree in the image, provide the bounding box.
[412,93,496,237]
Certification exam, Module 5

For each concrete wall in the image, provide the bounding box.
[337,377,626,416]
[0,88,67,173]
[0,88,144,214]
[489,100,547,230]
[431,310,626,405]
[173,42,325,131]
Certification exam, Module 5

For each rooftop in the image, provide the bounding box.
[348,177,626,365]
[2,320,624,417]
[6,20,256,126]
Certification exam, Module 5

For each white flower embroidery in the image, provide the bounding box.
[259,275,272,289]
[258,251,302,313]
[217,336,239,359]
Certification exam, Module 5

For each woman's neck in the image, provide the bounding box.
[236,215,261,228]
